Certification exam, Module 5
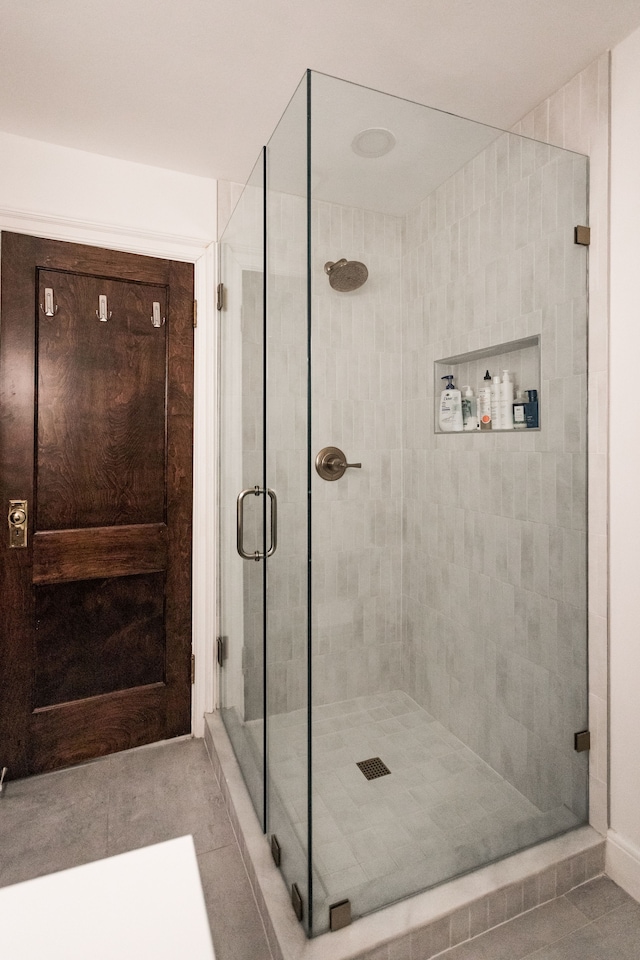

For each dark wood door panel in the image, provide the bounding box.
[34,573,166,707]
[30,684,166,773]
[0,232,194,778]
[37,270,168,530]
[33,523,168,584]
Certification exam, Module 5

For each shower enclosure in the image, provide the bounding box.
[218,70,589,938]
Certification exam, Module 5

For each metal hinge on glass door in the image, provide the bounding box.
[216,283,225,311]
[216,637,227,667]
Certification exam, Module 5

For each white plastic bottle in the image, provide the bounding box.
[477,369,492,429]
[490,375,501,430]
[461,385,478,431]
[499,370,514,431]
[439,375,463,432]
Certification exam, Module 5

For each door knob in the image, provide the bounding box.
[315,447,362,481]
[8,499,27,548]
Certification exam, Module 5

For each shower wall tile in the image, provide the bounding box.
[513,53,610,836]
[311,200,404,708]
[402,104,590,813]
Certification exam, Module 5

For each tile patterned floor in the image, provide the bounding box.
[2,736,640,960]
[0,738,272,960]
[436,875,640,960]
[262,691,581,928]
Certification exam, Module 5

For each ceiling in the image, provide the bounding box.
[1,0,640,187]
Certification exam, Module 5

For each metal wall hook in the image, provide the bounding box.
[96,294,112,322]
[40,287,58,317]
[151,302,165,327]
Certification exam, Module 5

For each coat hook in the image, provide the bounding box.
[40,287,58,317]
[151,302,165,327]
[96,294,112,322]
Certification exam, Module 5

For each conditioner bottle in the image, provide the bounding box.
[499,370,514,430]
[490,375,501,430]
[461,385,479,431]
[478,369,492,430]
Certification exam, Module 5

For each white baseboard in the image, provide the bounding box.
[606,829,640,901]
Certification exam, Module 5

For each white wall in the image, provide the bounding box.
[0,130,216,250]
[0,130,218,737]
[608,22,640,898]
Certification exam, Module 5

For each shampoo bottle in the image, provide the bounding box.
[461,385,478,431]
[478,369,492,430]
[499,370,514,430]
[439,375,463,432]
[524,389,539,428]
[513,392,527,429]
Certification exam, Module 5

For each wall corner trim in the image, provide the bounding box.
[606,829,640,902]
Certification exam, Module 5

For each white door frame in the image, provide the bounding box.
[0,208,217,738]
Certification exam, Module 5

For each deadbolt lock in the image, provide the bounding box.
[8,500,27,548]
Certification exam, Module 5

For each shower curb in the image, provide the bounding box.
[204,712,605,960]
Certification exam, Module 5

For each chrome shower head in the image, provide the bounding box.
[324,258,368,292]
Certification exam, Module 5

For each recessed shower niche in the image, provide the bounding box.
[217,69,589,939]
[435,335,541,433]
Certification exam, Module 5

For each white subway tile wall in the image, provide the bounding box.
[402,126,589,815]
[512,52,610,835]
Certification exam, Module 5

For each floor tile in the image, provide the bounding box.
[0,737,273,958]
[438,898,590,960]
[4,731,639,960]
[197,843,272,960]
[0,792,109,887]
[565,874,633,919]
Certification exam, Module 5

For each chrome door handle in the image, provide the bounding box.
[315,447,362,481]
[236,486,277,561]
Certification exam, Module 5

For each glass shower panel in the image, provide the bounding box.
[264,75,311,931]
[308,71,589,934]
[218,153,266,827]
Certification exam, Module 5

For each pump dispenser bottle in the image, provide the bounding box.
[439,375,463,432]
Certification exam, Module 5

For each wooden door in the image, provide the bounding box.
[0,232,194,778]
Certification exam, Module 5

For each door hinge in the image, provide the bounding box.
[574,730,590,752]
[216,636,227,666]
[191,653,195,684]
[270,834,281,866]
[216,282,225,312]
[329,899,351,931]
[193,300,198,328]
[291,883,303,922]
[574,225,591,246]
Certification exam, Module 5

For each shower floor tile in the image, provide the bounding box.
[264,690,582,932]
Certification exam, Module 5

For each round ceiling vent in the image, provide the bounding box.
[351,127,396,158]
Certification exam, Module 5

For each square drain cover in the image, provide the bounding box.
[357,757,391,780]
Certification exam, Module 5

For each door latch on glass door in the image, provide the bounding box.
[8,500,27,548]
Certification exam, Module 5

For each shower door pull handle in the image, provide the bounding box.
[236,486,277,561]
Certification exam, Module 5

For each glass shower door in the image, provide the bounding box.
[264,73,312,933]
[218,153,266,827]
